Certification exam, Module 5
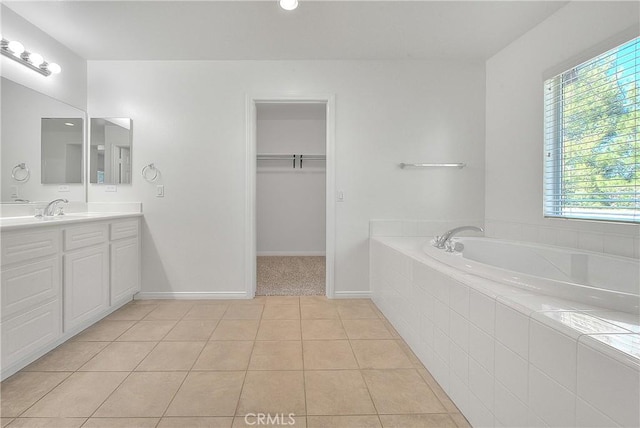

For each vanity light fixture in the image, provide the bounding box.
[279,0,298,11]
[64,122,74,126]
[0,36,61,77]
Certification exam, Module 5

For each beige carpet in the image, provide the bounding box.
[257,256,326,296]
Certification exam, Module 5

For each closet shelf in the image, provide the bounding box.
[257,153,325,159]
[257,154,326,169]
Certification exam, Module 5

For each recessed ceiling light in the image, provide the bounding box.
[279,0,298,11]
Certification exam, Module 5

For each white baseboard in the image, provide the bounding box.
[332,291,372,299]
[135,291,249,300]
[257,251,326,257]
[135,291,370,300]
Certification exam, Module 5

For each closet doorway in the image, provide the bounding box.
[256,102,326,296]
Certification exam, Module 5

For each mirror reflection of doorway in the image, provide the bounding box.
[89,118,132,184]
[115,146,131,184]
[255,102,327,296]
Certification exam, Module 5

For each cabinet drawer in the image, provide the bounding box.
[1,299,61,369]
[1,229,59,266]
[110,219,139,241]
[64,224,108,251]
[1,256,60,320]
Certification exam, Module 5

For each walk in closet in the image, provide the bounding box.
[256,103,326,296]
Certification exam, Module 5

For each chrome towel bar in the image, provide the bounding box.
[399,162,466,169]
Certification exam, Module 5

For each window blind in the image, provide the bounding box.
[544,37,639,223]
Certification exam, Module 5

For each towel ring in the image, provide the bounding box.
[142,163,159,182]
[11,163,30,182]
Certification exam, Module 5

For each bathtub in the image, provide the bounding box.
[370,234,640,427]
[422,238,640,314]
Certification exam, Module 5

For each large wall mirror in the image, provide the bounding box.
[90,118,133,184]
[1,77,86,203]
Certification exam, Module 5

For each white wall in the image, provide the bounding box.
[0,5,87,109]
[87,60,486,296]
[485,1,640,259]
[257,115,326,255]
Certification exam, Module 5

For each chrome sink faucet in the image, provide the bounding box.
[44,198,68,216]
[433,226,484,250]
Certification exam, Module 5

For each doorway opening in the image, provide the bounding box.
[256,102,326,296]
[245,95,335,298]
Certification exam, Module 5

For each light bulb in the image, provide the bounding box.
[47,62,61,74]
[7,40,24,55]
[28,52,44,67]
[279,0,298,11]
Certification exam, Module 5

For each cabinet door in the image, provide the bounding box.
[63,245,109,332]
[110,238,140,304]
[1,299,61,370]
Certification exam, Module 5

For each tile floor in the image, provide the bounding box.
[1,297,470,428]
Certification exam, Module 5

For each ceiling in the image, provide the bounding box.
[5,1,568,61]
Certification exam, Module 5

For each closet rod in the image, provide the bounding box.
[256,154,326,161]
[257,154,326,169]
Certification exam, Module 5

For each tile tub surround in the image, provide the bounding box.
[484,218,640,260]
[370,236,640,428]
[369,219,640,260]
[0,297,471,428]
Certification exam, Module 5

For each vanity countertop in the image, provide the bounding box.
[0,212,143,231]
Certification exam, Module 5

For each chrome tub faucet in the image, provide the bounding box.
[433,226,484,251]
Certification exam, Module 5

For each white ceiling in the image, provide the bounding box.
[5,1,569,61]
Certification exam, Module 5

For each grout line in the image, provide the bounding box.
[12,303,159,419]
[10,371,74,419]
[337,306,383,420]
[84,302,195,422]
[9,298,442,424]
[232,325,259,419]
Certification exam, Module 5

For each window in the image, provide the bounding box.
[544,37,639,223]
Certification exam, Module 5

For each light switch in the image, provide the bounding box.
[10,186,18,199]
[337,190,345,202]
[156,185,165,197]
[105,185,117,192]
[58,185,70,192]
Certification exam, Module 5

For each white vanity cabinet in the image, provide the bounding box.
[0,214,142,379]
[63,224,110,332]
[1,229,62,371]
[109,220,140,305]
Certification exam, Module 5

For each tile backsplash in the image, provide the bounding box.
[369,218,639,259]
[369,219,485,239]
[485,218,639,259]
